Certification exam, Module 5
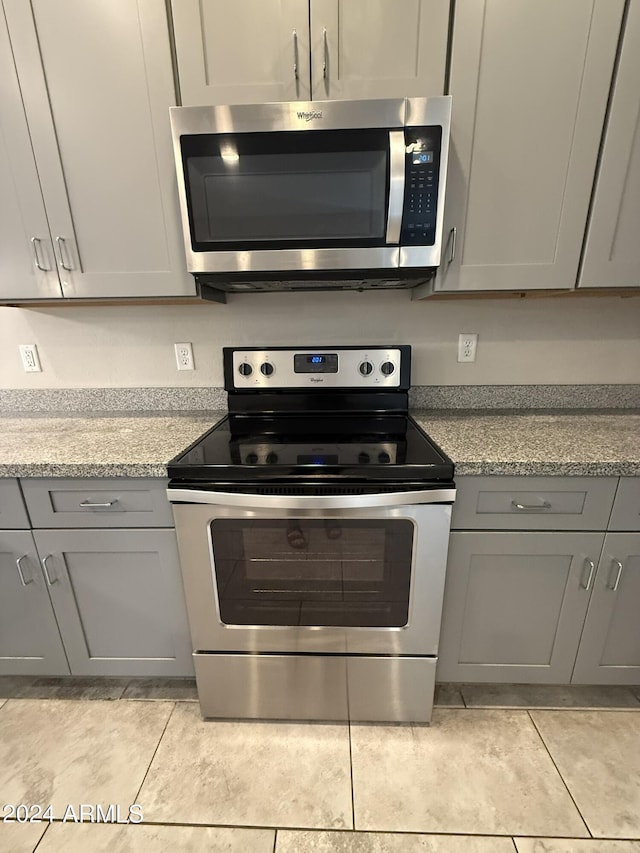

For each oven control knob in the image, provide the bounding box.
[260,362,274,376]
[378,451,391,463]
[246,452,259,464]
[266,452,278,464]
[359,360,374,376]
[238,362,253,377]
[380,361,395,376]
[358,452,370,463]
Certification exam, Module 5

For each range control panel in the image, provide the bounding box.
[400,126,442,247]
[224,346,408,390]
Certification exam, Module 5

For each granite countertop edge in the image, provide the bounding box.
[0,408,638,479]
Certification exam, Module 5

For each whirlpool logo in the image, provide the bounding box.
[297,110,323,121]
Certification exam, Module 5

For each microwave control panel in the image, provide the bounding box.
[400,126,442,247]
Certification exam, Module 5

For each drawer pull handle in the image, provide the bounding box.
[580,558,595,591]
[511,500,552,512]
[607,559,624,592]
[79,499,117,508]
[16,555,34,587]
[41,554,58,586]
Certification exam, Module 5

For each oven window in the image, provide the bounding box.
[181,128,390,250]
[210,518,413,628]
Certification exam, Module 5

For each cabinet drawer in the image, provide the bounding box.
[0,479,30,529]
[451,476,618,531]
[21,478,173,528]
[609,479,640,531]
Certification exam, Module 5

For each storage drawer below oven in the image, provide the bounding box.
[193,653,437,723]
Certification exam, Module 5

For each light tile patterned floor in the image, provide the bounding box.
[0,681,639,852]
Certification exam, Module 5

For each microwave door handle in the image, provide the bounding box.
[386,130,405,244]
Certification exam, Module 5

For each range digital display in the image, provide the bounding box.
[294,353,338,373]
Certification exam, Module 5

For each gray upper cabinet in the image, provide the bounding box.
[432,0,624,294]
[572,533,640,684]
[171,0,449,106]
[0,9,61,300]
[171,0,312,105]
[0,530,70,676]
[1,0,194,300]
[580,0,640,289]
[309,0,449,101]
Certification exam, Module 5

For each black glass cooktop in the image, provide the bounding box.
[168,414,454,483]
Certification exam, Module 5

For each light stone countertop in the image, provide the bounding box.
[0,409,638,478]
[413,410,640,477]
[0,412,224,478]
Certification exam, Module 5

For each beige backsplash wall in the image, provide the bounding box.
[1,291,639,388]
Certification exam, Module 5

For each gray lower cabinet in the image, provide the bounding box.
[571,533,640,684]
[0,530,70,675]
[437,531,605,683]
[31,528,193,677]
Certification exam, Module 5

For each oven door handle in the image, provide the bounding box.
[167,487,455,509]
[386,130,405,244]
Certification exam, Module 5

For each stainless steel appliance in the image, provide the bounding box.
[167,346,455,722]
[169,98,451,295]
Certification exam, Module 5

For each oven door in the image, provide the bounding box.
[170,488,453,656]
[170,100,406,275]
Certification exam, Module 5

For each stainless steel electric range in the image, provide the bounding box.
[167,345,455,723]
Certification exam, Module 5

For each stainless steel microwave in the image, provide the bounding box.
[169,97,451,293]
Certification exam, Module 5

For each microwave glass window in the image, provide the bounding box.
[181,129,390,250]
[210,518,413,628]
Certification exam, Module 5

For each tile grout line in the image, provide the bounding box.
[526,710,593,840]
[348,719,356,831]
[272,828,278,853]
[132,701,178,807]
[510,836,519,852]
[19,818,640,840]
[31,821,50,851]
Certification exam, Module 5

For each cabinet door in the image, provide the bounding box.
[434,0,624,293]
[3,0,194,299]
[0,531,70,675]
[0,8,61,300]
[171,0,311,105]
[310,0,449,100]
[33,529,194,677]
[437,531,605,683]
[580,0,640,288]
[572,533,640,684]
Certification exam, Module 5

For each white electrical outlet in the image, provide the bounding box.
[19,344,42,372]
[174,342,194,370]
[457,333,478,363]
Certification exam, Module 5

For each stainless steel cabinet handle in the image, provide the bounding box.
[16,555,34,587]
[322,27,328,82]
[580,558,595,591]
[31,237,50,271]
[511,500,552,511]
[41,554,58,585]
[607,559,624,592]
[79,499,117,508]
[292,29,299,81]
[55,236,74,271]
[449,227,457,264]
